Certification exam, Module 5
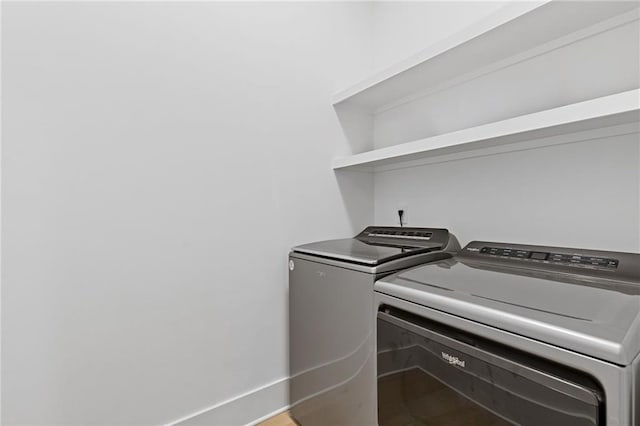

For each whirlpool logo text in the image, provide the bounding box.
[441,352,466,368]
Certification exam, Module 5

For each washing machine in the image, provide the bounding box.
[289,226,459,426]
[375,240,640,425]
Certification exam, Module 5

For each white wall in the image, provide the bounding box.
[3,2,639,425]
[371,1,508,71]
[1,3,373,425]
[372,17,640,149]
[369,1,640,252]
[374,134,640,252]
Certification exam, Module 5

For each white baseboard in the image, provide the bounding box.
[166,377,289,426]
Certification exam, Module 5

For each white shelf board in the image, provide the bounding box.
[333,89,640,172]
[333,1,640,113]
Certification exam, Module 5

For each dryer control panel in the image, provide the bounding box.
[478,246,619,269]
[460,241,640,284]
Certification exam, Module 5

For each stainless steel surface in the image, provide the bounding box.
[374,240,640,425]
[459,241,640,285]
[290,250,453,275]
[292,238,426,266]
[375,292,633,426]
[378,309,602,425]
[378,310,601,406]
[289,258,376,426]
[635,352,640,425]
[289,226,457,426]
[375,245,640,364]
[292,226,452,266]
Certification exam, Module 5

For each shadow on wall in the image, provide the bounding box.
[333,103,373,156]
[334,170,374,232]
[333,101,375,232]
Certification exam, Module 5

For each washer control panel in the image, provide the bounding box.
[367,229,432,240]
[356,226,451,249]
[479,246,619,269]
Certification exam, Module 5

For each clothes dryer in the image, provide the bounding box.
[375,241,640,425]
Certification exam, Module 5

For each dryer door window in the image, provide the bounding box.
[377,307,603,426]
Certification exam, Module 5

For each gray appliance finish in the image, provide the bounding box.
[375,241,640,426]
[289,227,459,426]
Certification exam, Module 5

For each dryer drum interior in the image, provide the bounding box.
[377,306,604,426]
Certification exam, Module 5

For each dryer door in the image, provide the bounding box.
[377,307,604,426]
